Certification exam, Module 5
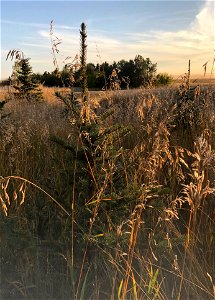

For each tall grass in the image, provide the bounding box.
[1,22,215,300]
[0,82,214,299]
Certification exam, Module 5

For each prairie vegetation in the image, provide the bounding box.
[0,23,215,300]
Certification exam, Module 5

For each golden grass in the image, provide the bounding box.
[0,86,9,100]
[0,84,215,299]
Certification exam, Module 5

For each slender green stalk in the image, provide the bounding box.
[80,22,89,123]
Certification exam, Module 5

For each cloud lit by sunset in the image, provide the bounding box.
[1,0,214,79]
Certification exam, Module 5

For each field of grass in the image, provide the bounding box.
[0,82,215,300]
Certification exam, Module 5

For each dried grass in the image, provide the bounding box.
[0,84,215,299]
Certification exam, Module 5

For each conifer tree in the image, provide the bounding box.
[80,22,89,123]
[13,58,43,101]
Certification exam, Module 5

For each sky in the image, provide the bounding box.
[0,0,214,80]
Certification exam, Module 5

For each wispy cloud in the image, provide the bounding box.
[124,0,214,73]
[1,19,79,30]
[19,42,50,49]
[1,20,48,28]
[38,28,126,67]
[35,0,213,75]
[1,0,214,79]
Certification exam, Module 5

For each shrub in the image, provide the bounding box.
[155,72,174,86]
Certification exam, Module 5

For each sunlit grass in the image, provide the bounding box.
[0,83,215,299]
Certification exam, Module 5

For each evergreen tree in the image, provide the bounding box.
[13,58,43,101]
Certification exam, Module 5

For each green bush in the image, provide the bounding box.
[155,72,174,86]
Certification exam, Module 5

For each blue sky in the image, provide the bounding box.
[1,0,214,79]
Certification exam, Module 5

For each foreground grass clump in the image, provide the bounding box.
[0,84,215,300]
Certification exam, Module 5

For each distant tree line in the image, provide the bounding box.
[1,55,173,89]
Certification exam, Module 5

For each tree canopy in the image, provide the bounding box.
[5,55,172,89]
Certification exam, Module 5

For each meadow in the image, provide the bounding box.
[0,80,215,299]
[0,20,215,300]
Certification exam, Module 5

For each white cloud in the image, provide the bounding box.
[124,0,214,74]
[1,0,214,79]
[39,0,213,75]
[19,43,51,49]
[1,19,79,31]
[1,20,48,28]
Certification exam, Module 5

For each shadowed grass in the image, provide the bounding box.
[0,84,215,299]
